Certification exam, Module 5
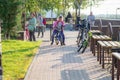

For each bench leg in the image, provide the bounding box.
[112,55,115,80]
[117,60,120,80]
[97,43,100,61]
[93,39,96,56]
[100,45,102,64]
[102,47,105,69]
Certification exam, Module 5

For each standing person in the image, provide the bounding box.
[66,12,73,30]
[66,12,72,23]
[87,12,95,29]
[37,14,44,38]
[43,17,46,32]
[51,16,65,45]
[25,21,29,40]
[28,12,36,41]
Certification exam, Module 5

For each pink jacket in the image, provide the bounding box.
[53,20,65,29]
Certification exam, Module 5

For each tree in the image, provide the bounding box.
[25,0,40,12]
[74,0,104,15]
[0,0,22,39]
[88,0,104,12]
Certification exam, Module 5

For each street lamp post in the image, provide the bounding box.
[116,8,120,19]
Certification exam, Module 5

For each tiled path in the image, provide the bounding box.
[24,30,111,80]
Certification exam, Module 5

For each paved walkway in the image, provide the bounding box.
[24,30,111,80]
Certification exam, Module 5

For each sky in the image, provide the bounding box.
[82,0,120,15]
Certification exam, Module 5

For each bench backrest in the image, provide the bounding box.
[98,19,102,32]
[107,22,113,38]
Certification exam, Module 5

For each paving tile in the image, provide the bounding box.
[24,30,111,80]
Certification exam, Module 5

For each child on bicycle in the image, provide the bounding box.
[51,16,65,45]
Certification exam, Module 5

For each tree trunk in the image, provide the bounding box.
[76,8,77,18]
[4,31,10,40]
[62,0,66,17]
[21,12,26,31]
[79,7,80,16]
[75,8,78,26]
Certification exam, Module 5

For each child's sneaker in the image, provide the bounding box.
[63,43,66,45]
[51,42,53,45]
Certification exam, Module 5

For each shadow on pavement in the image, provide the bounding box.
[61,70,90,80]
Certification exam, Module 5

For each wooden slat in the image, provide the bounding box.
[103,35,111,39]
[114,41,120,47]
[94,30,101,33]
[109,41,118,47]
[98,41,106,47]
[112,52,120,60]
[103,41,112,47]
[90,30,95,32]
[92,35,97,39]
[96,35,101,39]
[103,35,108,38]
[99,35,105,39]
[92,35,111,41]
[90,30,101,33]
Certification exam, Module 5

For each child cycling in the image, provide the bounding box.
[51,16,65,45]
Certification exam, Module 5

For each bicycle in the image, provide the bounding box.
[76,19,87,47]
[54,31,64,45]
[77,19,90,53]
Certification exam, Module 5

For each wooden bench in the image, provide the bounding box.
[17,31,25,40]
[89,30,102,51]
[97,41,120,69]
[91,35,111,56]
[112,52,120,80]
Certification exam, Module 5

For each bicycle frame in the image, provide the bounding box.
[55,30,63,45]
[77,19,90,53]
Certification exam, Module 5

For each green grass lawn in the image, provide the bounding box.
[2,40,42,80]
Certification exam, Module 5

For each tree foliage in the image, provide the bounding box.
[25,0,40,12]
[73,0,104,9]
[0,0,104,39]
[0,0,22,39]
